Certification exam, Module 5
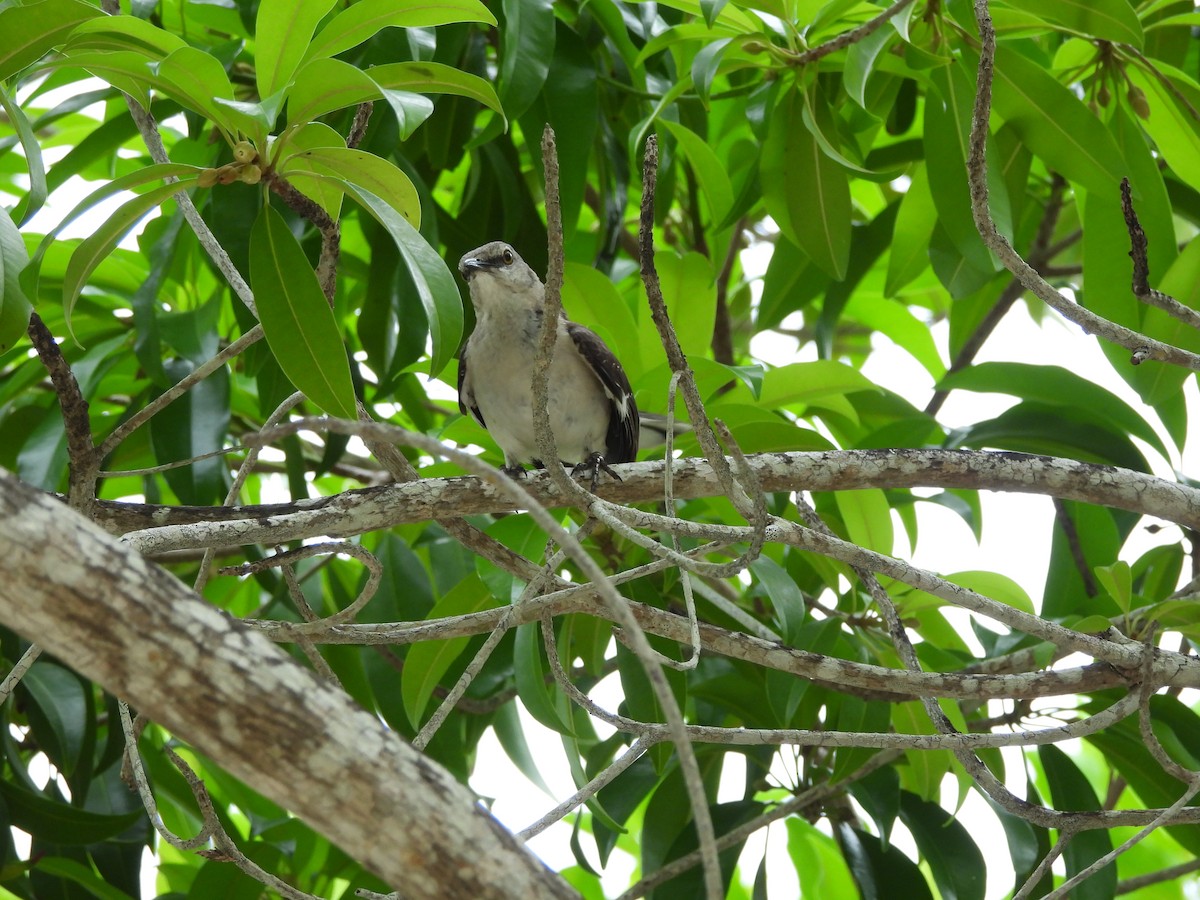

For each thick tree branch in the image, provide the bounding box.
[110,449,1200,551]
[0,470,573,900]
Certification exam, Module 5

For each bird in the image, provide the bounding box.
[457,241,639,482]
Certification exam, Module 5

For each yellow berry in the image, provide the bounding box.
[233,140,256,163]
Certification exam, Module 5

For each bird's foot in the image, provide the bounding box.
[571,453,622,490]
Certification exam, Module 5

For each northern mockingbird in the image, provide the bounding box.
[457,241,638,480]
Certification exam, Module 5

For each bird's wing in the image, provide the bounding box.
[457,343,487,428]
[566,322,639,463]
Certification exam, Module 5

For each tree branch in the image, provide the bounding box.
[0,470,574,900]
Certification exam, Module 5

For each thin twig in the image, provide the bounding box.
[1120,177,1200,330]
[968,0,1200,370]
[26,312,96,514]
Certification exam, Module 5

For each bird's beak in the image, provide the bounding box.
[458,256,492,280]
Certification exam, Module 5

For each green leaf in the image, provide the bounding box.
[762,88,851,280]
[661,120,733,224]
[954,402,1150,473]
[690,37,732,108]
[1094,560,1132,614]
[1004,0,1142,46]
[1127,62,1200,196]
[639,251,716,364]
[248,204,358,419]
[561,262,641,371]
[787,817,858,898]
[155,46,242,134]
[514,621,574,735]
[835,489,894,555]
[699,0,731,28]
[945,571,1034,614]
[401,575,499,728]
[492,700,554,796]
[32,857,134,900]
[255,0,338,99]
[63,179,195,341]
[1038,746,1116,899]
[150,354,230,505]
[272,122,347,219]
[0,0,103,82]
[750,557,806,645]
[0,780,142,845]
[987,45,1127,196]
[21,663,90,780]
[282,147,421,224]
[937,362,1170,461]
[63,13,189,59]
[925,65,998,280]
[333,185,463,377]
[287,57,379,124]
[499,0,555,121]
[838,823,935,900]
[304,0,496,63]
[0,210,33,354]
[883,164,936,297]
[0,83,47,225]
[758,360,879,409]
[898,792,986,900]
[369,61,505,117]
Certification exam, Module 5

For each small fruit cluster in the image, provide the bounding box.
[197,141,263,187]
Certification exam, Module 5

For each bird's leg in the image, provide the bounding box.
[571,452,622,490]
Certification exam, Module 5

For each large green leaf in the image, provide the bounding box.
[1004,0,1143,46]
[255,0,338,99]
[281,147,421,225]
[1038,746,1116,900]
[400,575,499,728]
[838,823,935,900]
[63,13,189,59]
[761,87,851,280]
[898,792,986,900]
[499,0,555,121]
[987,45,1127,196]
[924,65,999,280]
[21,663,91,782]
[1127,61,1200,196]
[0,0,103,82]
[369,61,504,116]
[0,210,33,354]
[303,0,496,63]
[835,488,895,555]
[0,82,47,225]
[0,780,142,845]
[661,120,733,225]
[885,162,936,296]
[248,204,358,419]
[286,57,381,125]
[937,362,1170,461]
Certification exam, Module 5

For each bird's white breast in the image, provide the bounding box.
[466,304,609,466]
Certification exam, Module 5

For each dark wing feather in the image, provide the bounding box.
[457,343,487,428]
[566,322,639,463]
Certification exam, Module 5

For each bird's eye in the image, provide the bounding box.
[502,248,514,265]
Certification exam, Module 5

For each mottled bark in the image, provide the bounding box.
[0,469,573,900]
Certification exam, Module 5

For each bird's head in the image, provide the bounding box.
[458,242,542,302]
